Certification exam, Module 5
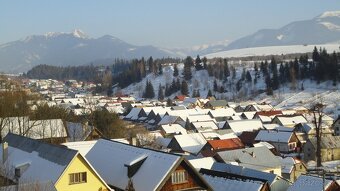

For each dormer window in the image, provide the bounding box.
[171,170,188,184]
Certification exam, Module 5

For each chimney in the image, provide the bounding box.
[2,142,8,163]
[131,137,137,146]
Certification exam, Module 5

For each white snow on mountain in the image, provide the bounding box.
[205,44,340,58]
[320,22,340,31]
[317,11,340,19]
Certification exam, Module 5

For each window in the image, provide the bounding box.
[69,172,87,184]
[171,170,188,184]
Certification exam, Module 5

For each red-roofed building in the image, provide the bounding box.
[201,138,245,157]
[174,95,187,101]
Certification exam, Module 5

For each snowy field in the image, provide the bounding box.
[205,44,340,58]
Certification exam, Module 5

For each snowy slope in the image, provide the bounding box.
[205,44,340,58]
[225,11,340,50]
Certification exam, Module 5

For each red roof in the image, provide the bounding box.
[256,110,283,117]
[207,138,244,151]
[174,95,187,101]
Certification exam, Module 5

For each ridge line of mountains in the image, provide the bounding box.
[1,11,340,73]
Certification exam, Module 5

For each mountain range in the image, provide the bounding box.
[1,11,340,73]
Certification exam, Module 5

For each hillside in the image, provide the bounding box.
[120,62,340,118]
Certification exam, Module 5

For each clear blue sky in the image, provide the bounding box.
[1,0,340,48]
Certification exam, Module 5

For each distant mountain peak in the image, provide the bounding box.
[72,29,88,39]
[317,11,340,19]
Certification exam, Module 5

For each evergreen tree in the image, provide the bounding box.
[202,57,208,69]
[213,79,218,92]
[246,71,252,82]
[165,84,170,97]
[143,80,155,99]
[312,46,320,62]
[166,98,173,107]
[158,84,164,100]
[158,63,163,75]
[183,56,193,80]
[192,89,197,98]
[271,57,279,90]
[231,66,236,79]
[173,64,179,77]
[181,80,189,96]
[223,59,230,78]
[196,89,200,97]
[176,78,181,92]
[147,56,154,74]
[207,89,212,98]
[195,55,203,70]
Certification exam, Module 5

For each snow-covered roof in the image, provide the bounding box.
[255,130,294,143]
[253,142,275,149]
[287,175,333,191]
[188,157,215,170]
[124,107,142,120]
[202,174,263,191]
[172,133,207,155]
[216,146,281,171]
[1,118,67,139]
[62,140,97,156]
[280,157,296,174]
[0,133,77,185]
[160,124,187,135]
[226,120,263,135]
[86,139,181,191]
[157,115,181,125]
[66,122,96,142]
[208,108,236,118]
[241,112,256,119]
[187,114,215,123]
[191,121,219,132]
[274,115,307,126]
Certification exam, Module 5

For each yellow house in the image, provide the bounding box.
[0,133,111,191]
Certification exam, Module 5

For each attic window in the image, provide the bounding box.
[124,154,148,178]
[171,170,188,184]
[69,172,87,184]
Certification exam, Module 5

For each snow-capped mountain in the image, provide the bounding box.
[225,11,340,50]
[0,30,180,73]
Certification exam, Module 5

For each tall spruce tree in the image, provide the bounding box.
[143,80,155,99]
[183,56,193,80]
[173,64,179,77]
[158,84,164,100]
[181,80,189,96]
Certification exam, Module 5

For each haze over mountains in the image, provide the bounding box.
[1,11,340,73]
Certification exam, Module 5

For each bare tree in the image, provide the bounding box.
[310,102,325,167]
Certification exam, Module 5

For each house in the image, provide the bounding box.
[332,116,340,136]
[158,115,186,127]
[287,175,340,191]
[173,95,187,102]
[215,146,282,175]
[200,138,244,157]
[167,133,207,155]
[0,117,67,143]
[190,121,219,133]
[0,133,111,191]
[200,168,270,191]
[85,139,212,191]
[160,124,187,137]
[303,135,340,162]
[204,100,228,109]
[238,131,259,146]
[271,115,307,127]
[303,112,334,126]
[210,162,291,191]
[244,104,273,112]
[294,123,333,144]
[255,130,300,153]
[66,122,103,142]
[223,119,263,135]
[185,115,215,130]
[124,107,142,121]
[241,111,256,119]
[208,108,236,122]
[253,111,283,124]
[280,157,307,182]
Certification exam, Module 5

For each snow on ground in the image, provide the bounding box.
[121,62,340,118]
[205,44,340,58]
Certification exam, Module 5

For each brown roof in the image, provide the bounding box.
[256,110,283,117]
[238,131,259,146]
[207,138,244,151]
